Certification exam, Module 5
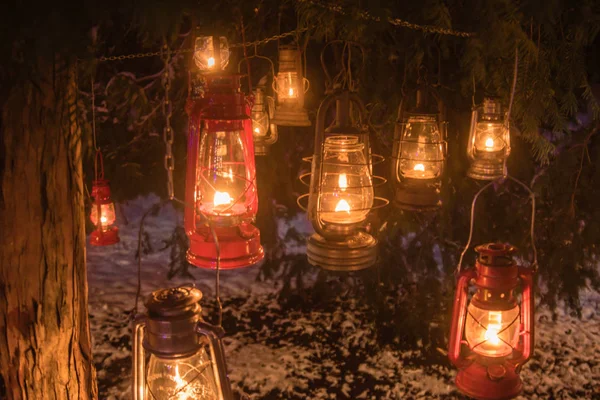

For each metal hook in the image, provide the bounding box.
[320,40,366,92]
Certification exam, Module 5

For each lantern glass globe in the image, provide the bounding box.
[197,129,249,218]
[319,136,373,225]
[146,349,218,400]
[465,302,520,357]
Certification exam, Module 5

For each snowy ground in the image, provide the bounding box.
[88,195,600,399]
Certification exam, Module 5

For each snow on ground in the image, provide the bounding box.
[88,195,600,399]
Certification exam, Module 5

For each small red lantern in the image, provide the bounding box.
[448,243,534,400]
[89,179,120,246]
[185,39,264,269]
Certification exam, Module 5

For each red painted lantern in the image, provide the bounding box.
[448,243,534,400]
[89,179,120,246]
[185,49,264,269]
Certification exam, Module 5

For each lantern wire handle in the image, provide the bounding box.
[239,15,253,94]
[456,47,537,276]
[90,73,103,181]
[456,174,537,277]
[132,197,224,329]
[320,40,366,93]
[237,53,276,89]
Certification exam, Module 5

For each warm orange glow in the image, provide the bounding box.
[335,199,351,213]
[484,311,502,346]
[254,127,260,133]
[214,191,232,207]
[485,137,495,149]
[288,87,294,96]
[338,173,348,191]
[207,57,215,68]
[90,203,116,229]
[413,163,425,172]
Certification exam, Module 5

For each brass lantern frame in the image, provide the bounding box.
[391,75,448,211]
[466,97,511,181]
[272,45,311,127]
[300,90,387,271]
[132,286,234,400]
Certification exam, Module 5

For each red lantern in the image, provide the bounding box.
[448,243,534,400]
[89,179,120,246]
[185,70,264,269]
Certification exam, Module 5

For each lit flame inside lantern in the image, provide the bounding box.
[173,365,194,400]
[254,127,260,133]
[485,137,495,150]
[100,216,108,224]
[214,191,232,208]
[335,199,351,213]
[207,57,215,68]
[484,311,502,346]
[288,87,294,97]
[338,173,348,191]
[413,163,425,172]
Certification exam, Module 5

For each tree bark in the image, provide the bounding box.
[0,57,97,399]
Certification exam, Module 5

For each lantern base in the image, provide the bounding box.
[456,361,522,400]
[254,142,270,156]
[467,156,504,181]
[90,227,120,246]
[187,223,264,269]
[307,232,377,271]
[272,107,311,127]
[394,178,441,211]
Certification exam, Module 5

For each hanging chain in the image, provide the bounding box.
[161,42,175,200]
[301,0,475,37]
[96,1,474,64]
[97,29,308,63]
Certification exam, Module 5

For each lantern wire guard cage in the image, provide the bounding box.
[238,53,278,156]
[391,70,447,211]
[466,97,511,181]
[449,172,537,400]
[132,286,234,400]
[298,91,387,271]
[185,36,264,269]
[272,45,311,127]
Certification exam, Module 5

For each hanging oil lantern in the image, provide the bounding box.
[304,91,383,271]
[391,77,447,210]
[448,243,534,400]
[467,97,510,180]
[272,45,311,127]
[251,86,278,155]
[89,179,120,246]
[184,36,263,269]
[132,286,234,400]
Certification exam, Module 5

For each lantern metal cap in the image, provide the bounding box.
[91,179,112,199]
[143,286,205,358]
[473,243,519,292]
[481,97,503,120]
[475,243,516,265]
[145,286,203,318]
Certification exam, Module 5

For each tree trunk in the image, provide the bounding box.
[0,57,97,399]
